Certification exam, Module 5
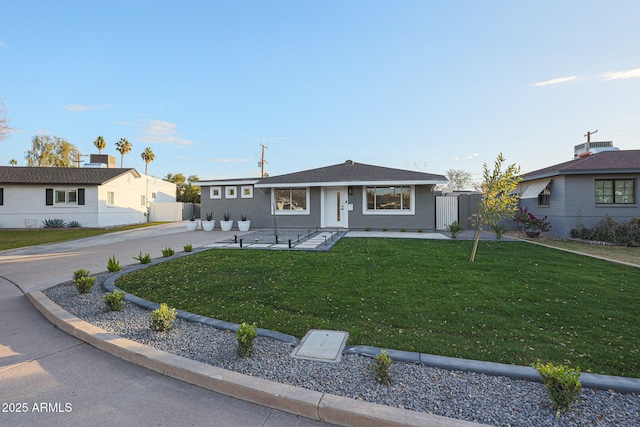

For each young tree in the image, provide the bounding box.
[445,169,473,191]
[93,135,107,153]
[9,159,17,165]
[141,147,155,175]
[25,135,80,167]
[115,137,132,167]
[469,153,521,262]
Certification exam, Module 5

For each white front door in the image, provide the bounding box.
[323,187,349,228]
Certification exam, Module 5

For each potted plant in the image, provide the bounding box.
[201,211,215,231]
[238,214,251,232]
[513,207,551,237]
[220,212,233,231]
[186,214,198,231]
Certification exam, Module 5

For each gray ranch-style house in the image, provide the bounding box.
[197,160,447,230]
[517,149,640,238]
[0,166,177,228]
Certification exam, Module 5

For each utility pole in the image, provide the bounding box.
[76,153,89,168]
[584,129,598,143]
[260,143,268,178]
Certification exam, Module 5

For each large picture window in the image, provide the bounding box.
[365,186,412,212]
[275,188,308,213]
[595,179,635,204]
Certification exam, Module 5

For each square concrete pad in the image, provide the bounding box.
[291,329,348,363]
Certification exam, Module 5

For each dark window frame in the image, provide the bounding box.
[595,179,636,205]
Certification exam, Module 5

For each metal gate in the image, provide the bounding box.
[436,196,458,230]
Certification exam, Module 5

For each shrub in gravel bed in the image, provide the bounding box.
[103,289,126,311]
[107,255,122,272]
[73,268,91,281]
[150,303,176,332]
[74,275,95,294]
[533,361,582,416]
[161,247,175,257]
[370,350,393,385]
[237,322,257,358]
[133,251,152,264]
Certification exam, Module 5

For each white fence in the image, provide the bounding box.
[436,196,459,230]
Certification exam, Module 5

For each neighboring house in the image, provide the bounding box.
[518,150,640,238]
[197,160,447,230]
[0,166,177,228]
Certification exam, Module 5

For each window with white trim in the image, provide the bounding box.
[55,189,78,205]
[241,185,253,198]
[225,186,237,198]
[107,191,115,206]
[364,186,414,213]
[141,195,146,206]
[274,188,309,213]
[210,186,222,199]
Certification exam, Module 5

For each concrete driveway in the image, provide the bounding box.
[0,223,326,426]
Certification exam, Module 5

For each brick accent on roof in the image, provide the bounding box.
[256,160,446,186]
[0,166,140,185]
[522,150,640,181]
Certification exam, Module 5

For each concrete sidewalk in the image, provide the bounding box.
[0,223,483,427]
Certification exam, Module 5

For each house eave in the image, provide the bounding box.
[196,179,261,186]
[254,179,447,189]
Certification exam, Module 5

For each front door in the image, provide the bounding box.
[324,187,349,228]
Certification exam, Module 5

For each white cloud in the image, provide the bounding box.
[453,153,479,161]
[599,67,640,80]
[137,119,194,146]
[533,76,577,87]
[64,103,110,112]
[210,157,250,163]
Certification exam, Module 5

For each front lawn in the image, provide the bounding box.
[0,222,167,251]
[115,238,640,378]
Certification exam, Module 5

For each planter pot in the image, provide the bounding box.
[525,230,540,238]
[220,220,233,232]
[186,221,198,231]
[237,220,251,232]
[202,220,215,231]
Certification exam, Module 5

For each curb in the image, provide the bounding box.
[27,290,486,427]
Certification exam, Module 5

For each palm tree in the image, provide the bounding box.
[93,135,107,153]
[9,158,17,165]
[115,138,132,168]
[141,147,155,175]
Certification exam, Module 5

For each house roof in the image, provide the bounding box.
[254,160,447,188]
[0,166,141,185]
[522,150,640,181]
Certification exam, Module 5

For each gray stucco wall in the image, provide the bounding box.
[520,174,640,238]
[199,184,439,231]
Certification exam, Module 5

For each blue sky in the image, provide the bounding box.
[2,1,639,183]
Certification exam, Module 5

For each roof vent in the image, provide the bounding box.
[345,160,355,166]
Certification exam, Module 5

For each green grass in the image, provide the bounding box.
[0,222,167,251]
[115,238,640,377]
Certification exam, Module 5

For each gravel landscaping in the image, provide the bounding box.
[43,265,640,427]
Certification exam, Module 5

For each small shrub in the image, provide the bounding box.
[223,212,231,221]
[107,255,122,272]
[73,268,91,281]
[490,222,507,240]
[446,221,464,238]
[149,303,177,332]
[533,361,582,416]
[161,247,175,257]
[183,244,193,253]
[42,218,66,228]
[103,289,126,311]
[364,227,371,232]
[133,251,152,264]
[369,350,392,385]
[400,227,406,232]
[74,275,95,294]
[417,228,423,233]
[67,220,81,228]
[382,228,387,232]
[236,322,257,358]
[205,211,213,221]
[240,214,248,221]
